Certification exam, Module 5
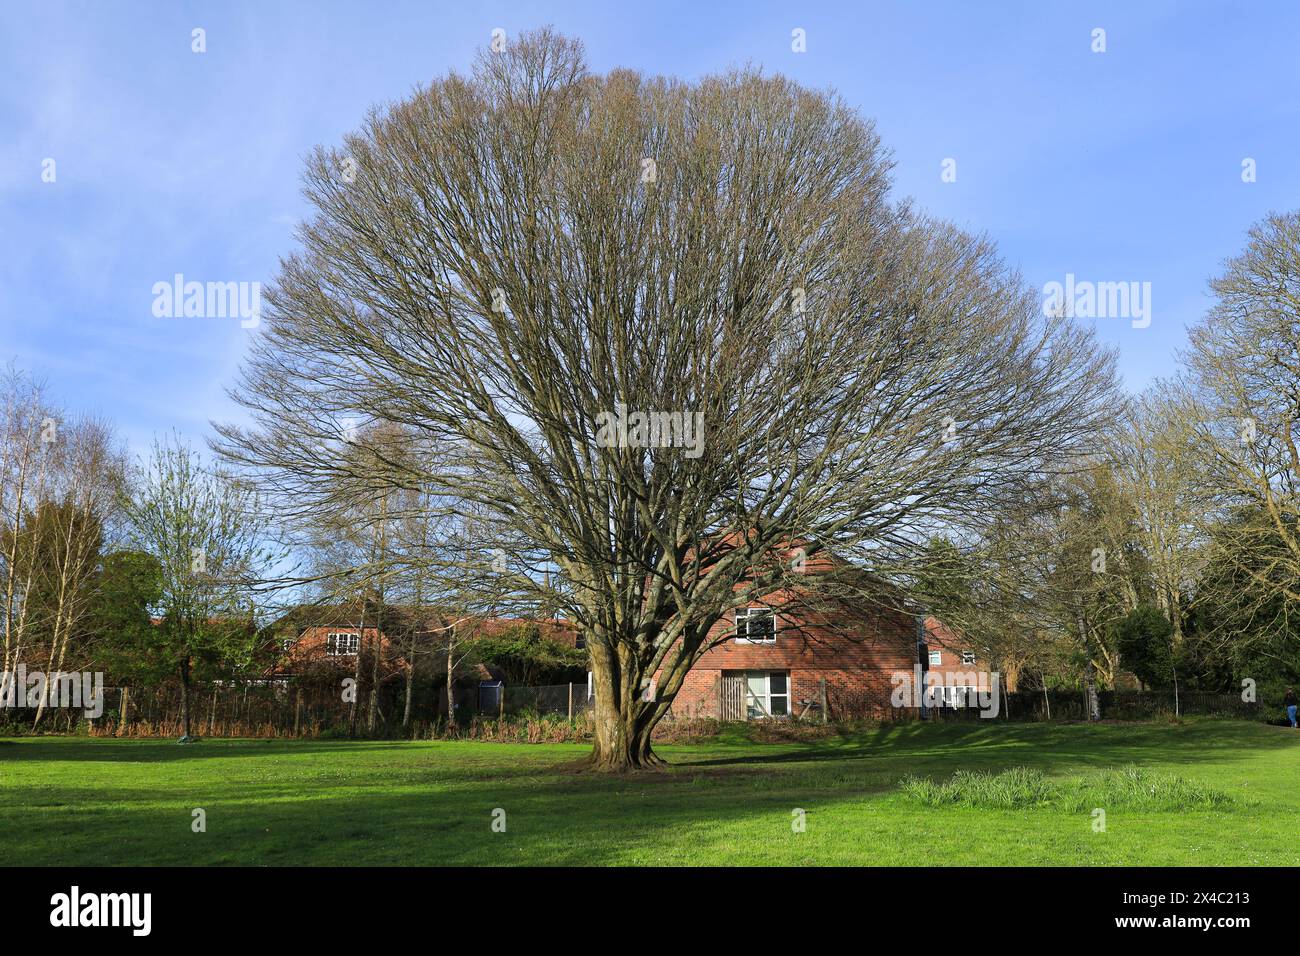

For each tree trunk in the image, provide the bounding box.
[367,632,380,734]
[179,657,193,739]
[118,685,129,736]
[1083,657,1101,722]
[402,644,415,729]
[348,609,365,736]
[586,645,663,772]
[1168,586,1184,646]
[445,633,456,729]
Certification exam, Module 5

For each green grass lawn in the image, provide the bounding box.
[2,719,1297,866]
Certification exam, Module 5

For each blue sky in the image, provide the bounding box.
[3,0,1298,458]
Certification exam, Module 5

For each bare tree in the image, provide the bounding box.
[215,30,1120,768]
[0,368,58,703]
[30,415,123,727]
[1183,211,1300,626]
[1110,391,1208,647]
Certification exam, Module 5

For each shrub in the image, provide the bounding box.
[898,767,1055,808]
[898,764,1235,811]
[1062,765,1235,811]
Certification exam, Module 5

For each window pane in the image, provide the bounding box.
[747,674,767,696]
[770,695,788,716]
[769,673,787,694]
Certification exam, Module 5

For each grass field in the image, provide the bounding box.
[2,719,1297,866]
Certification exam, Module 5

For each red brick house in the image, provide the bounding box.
[269,606,578,681]
[661,608,986,720]
[650,545,989,721]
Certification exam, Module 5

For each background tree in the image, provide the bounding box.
[86,550,166,685]
[1183,211,1300,628]
[119,435,278,740]
[0,367,56,702]
[26,416,121,727]
[1111,605,1176,692]
[1111,391,1208,648]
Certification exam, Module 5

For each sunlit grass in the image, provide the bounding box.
[0,719,1294,866]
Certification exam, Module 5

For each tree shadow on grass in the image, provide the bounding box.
[0,769,910,866]
[0,737,581,765]
[673,719,1300,775]
[2,722,1294,866]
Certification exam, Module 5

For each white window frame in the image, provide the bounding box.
[326,631,360,656]
[961,650,976,665]
[936,685,978,708]
[744,671,790,719]
[928,649,942,666]
[735,607,776,644]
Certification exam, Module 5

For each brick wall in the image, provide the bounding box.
[660,601,990,721]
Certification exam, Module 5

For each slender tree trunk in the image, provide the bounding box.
[1168,585,1184,646]
[348,605,365,736]
[1083,658,1101,722]
[367,630,381,734]
[179,657,193,739]
[445,630,456,729]
[402,643,415,729]
[31,617,65,729]
[1075,614,1102,722]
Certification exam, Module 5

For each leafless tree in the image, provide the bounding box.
[215,30,1120,768]
[0,370,49,698]
[29,415,123,727]
[1182,211,1300,626]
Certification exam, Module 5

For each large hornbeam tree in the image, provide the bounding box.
[214,30,1119,770]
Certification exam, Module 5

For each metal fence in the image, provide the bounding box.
[0,679,597,738]
[0,680,1265,737]
[446,681,594,720]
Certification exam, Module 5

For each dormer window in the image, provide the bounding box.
[735,607,776,644]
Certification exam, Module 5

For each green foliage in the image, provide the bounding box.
[87,550,165,683]
[1111,605,1175,688]
[463,623,587,685]
[117,435,278,681]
